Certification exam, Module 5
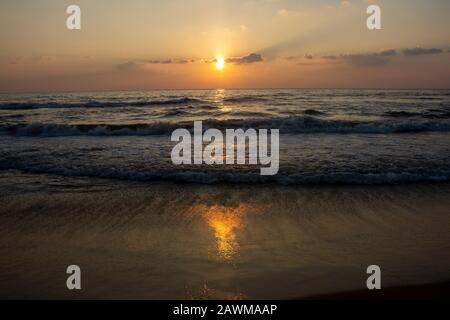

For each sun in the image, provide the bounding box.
[215,56,225,70]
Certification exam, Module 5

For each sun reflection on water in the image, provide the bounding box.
[193,203,252,261]
[213,89,233,113]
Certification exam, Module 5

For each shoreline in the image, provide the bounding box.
[1,172,449,299]
[2,168,450,188]
[302,281,450,300]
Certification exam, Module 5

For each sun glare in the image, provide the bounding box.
[215,57,225,70]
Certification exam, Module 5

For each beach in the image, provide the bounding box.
[1,171,449,299]
[2,0,450,305]
[0,89,449,299]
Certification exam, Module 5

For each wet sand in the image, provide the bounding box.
[0,172,449,299]
[302,281,450,300]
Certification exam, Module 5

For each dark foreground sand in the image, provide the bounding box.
[0,171,449,299]
[302,281,450,300]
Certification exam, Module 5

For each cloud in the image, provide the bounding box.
[9,56,23,65]
[240,25,247,31]
[321,49,399,67]
[226,53,263,64]
[288,54,313,61]
[277,7,302,17]
[117,53,264,69]
[299,46,445,67]
[341,54,389,66]
[379,49,398,56]
[34,56,53,62]
[144,59,193,64]
[115,61,144,72]
[403,47,443,56]
[278,8,289,17]
[304,46,445,67]
[116,58,196,71]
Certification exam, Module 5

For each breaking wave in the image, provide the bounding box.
[0,97,205,110]
[222,96,269,103]
[2,116,450,137]
[1,165,450,185]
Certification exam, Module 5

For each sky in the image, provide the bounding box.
[1,0,449,92]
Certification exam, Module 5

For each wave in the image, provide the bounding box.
[163,109,190,117]
[2,165,450,185]
[0,122,181,136]
[2,116,450,137]
[228,111,272,117]
[303,109,326,116]
[0,97,205,110]
[383,111,422,118]
[384,110,450,119]
[424,111,450,119]
[222,96,268,103]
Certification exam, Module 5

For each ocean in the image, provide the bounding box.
[1,89,450,185]
[1,89,450,299]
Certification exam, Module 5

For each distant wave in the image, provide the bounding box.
[302,109,326,116]
[2,116,450,137]
[383,111,422,118]
[0,97,205,110]
[162,109,190,117]
[0,122,180,136]
[1,165,450,185]
[228,111,272,117]
[383,110,450,119]
[222,96,268,103]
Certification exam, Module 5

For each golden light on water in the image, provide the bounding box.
[213,89,232,113]
[206,207,242,260]
[193,203,251,261]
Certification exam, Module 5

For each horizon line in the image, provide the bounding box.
[1,87,450,95]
